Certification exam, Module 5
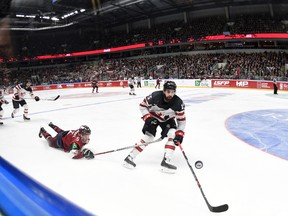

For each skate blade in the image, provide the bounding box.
[161,167,176,174]
[123,162,135,169]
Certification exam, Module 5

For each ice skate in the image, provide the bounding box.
[23,114,30,120]
[123,155,136,169]
[48,122,57,130]
[38,127,46,138]
[161,156,177,174]
[11,112,14,118]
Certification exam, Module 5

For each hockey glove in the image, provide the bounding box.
[72,151,84,159]
[82,148,94,159]
[14,94,19,100]
[35,96,40,101]
[173,130,184,146]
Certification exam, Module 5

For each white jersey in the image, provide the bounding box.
[128,78,134,85]
[12,84,35,101]
[0,89,8,104]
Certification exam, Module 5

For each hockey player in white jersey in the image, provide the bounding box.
[11,80,40,120]
[0,88,9,125]
[124,81,186,173]
[128,77,136,95]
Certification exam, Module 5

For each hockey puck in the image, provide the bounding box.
[195,160,203,169]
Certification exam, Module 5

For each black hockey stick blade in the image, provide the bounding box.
[209,204,229,213]
[45,95,60,101]
[52,95,60,101]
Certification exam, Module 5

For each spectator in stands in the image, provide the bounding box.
[0,0,13,60]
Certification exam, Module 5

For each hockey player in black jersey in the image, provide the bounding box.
[124,81,186,173]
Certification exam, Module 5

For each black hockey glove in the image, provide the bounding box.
[82,148,94,159]
[173,130,185,146]
[34,96,40,101]
[142,113,158,125]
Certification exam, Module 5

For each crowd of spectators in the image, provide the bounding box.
[9,13,288,58]
[1,11,288,87]
[1,51,287,87]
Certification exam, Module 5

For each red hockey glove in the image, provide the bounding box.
[14,94,19,100]
[142,113,152,121]
[173,130,185,146]
[72,151,83,159]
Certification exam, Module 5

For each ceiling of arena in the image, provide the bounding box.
[1,0,287,30]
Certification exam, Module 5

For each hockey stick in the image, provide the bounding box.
[26,95,60,101]
[94,124,171,156]
[178,142,229,213]
[94,137,164,156]
[42,95,60,101]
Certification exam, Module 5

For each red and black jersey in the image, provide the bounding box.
[61,129,86,152]
[91,80,98,87]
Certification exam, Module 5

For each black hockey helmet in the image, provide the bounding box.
[163,81,177,91]
[25,79,32,85]
[79,125,91,135]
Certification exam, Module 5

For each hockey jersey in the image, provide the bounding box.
[12,84,35,101]
[128,78,134,85]
[61,129,87,152]
[139,91,186,131]
[0,89,8,104]
[92,80,98,86]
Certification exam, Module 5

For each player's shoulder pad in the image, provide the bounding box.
[151,90,163,98]
[171,95,185,111]
[25,86,33,92]
[146,90,163,103]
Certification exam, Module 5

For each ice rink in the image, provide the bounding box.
[1,86,288,216]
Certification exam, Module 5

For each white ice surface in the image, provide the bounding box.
[1,86,288,216]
